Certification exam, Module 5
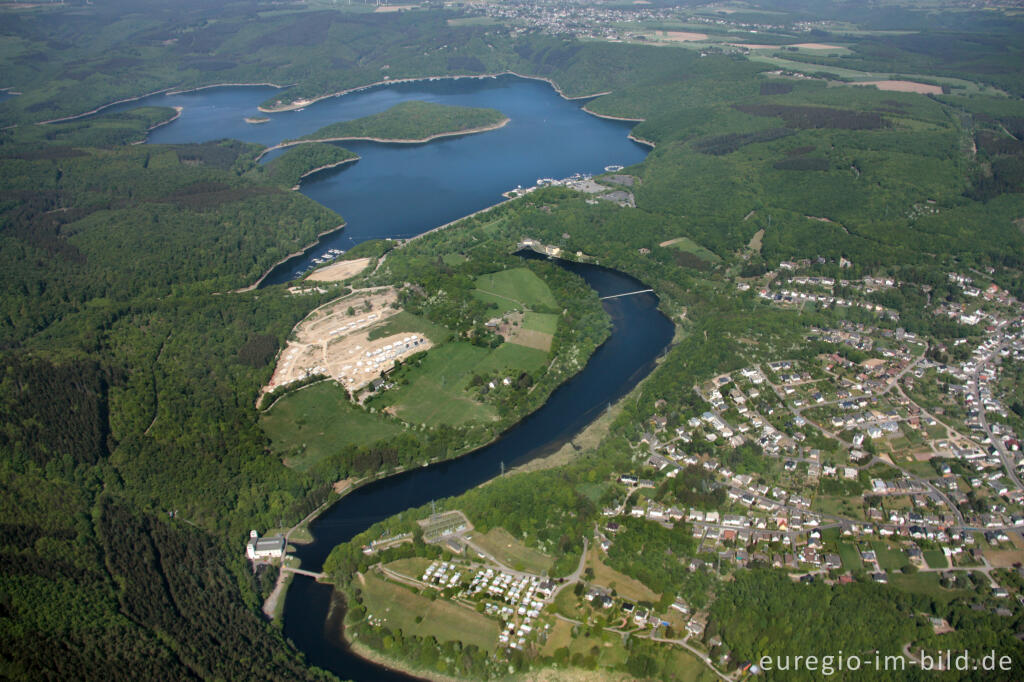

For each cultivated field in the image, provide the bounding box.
[360,571,499,651]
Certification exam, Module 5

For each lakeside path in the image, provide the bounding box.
[253,117,510,162]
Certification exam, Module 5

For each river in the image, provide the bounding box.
[122,75,670,679]
[284,256,673,680]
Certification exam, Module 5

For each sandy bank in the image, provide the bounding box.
[305,257,371,282]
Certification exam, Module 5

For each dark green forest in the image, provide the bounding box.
[3,0,1024,678]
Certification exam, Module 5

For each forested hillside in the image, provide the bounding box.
[3,0,1024,678]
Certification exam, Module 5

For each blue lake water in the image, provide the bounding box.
[110,76,666,679]
[110,76,648,284]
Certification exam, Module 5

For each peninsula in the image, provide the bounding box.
[259,101,507,158]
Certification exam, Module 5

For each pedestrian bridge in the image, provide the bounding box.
[600,289,654,300]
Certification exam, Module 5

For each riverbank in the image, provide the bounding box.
[254,117,510,162]
[348,640,463,682]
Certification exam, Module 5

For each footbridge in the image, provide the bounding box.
[600,289,654,300]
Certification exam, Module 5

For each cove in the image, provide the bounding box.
[284,255,674,681]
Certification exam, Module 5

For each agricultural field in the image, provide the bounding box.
[261,382,406,471]
[468,527,554,574]
[473,268,559,313]
[359,572,499,652]
[377,342,499,426]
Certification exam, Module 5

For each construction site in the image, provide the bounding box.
[263,286,433,396]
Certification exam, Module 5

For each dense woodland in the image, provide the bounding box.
[293,100,507,142]
[3,0,1024,679]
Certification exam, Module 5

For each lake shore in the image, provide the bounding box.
[258,71,610,113]
[292,155,361,189]
[236,220,348,292]
[254,117,510,161]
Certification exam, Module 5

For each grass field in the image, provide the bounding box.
[870,541,911,571]
[469,527,554,574]
[367,311,452,344]
[261,382,406,471]
[837,541,863,571]
[384,557,434,580]
[660,236,720,262]
[378,337,550,426]
[522,311,559,334]
[473,342,548,375]
[585,546,660,603]
[541,618,574,656]
[887,572,970,606]
[380,342,498,426]
[474,268,558,311]
[923,549,949,569]
[813,494,865,519]
[360,572,499,651]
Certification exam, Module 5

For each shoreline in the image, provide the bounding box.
[34,82,290,126]
[164,81,290,96]
[258,71,611,114]
[254,117,510,162]
[35,87,175,125]
[235,220,348,292]
[347,640,462,682]
[130,106,184,145]
[628,132,656,148]
[292,155,361,189]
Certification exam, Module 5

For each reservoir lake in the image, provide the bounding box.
[105,75,649,284]
[123,75,670,679]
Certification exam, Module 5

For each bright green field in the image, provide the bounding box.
[387,343,496,425]
[837,542,863,571]
[522,311,559,334]
[380,338,549,425]
[474,268,558,311]
[924,549,949,569]
[473,342,547,375]
[261,382,406,471]
[663,236,721,262]
[367,311,452,344]
[870,541,911,571]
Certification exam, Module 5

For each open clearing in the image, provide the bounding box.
[474,268,558,311]
[376,342,498,426]
[659,236,720,262]
[261,382,406,470]
[360,571,499,651]
[660,31,708,42]
[584,546,660,603]
[467,527,555,574]
[306,257,371,282]
[854,80,943,95]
